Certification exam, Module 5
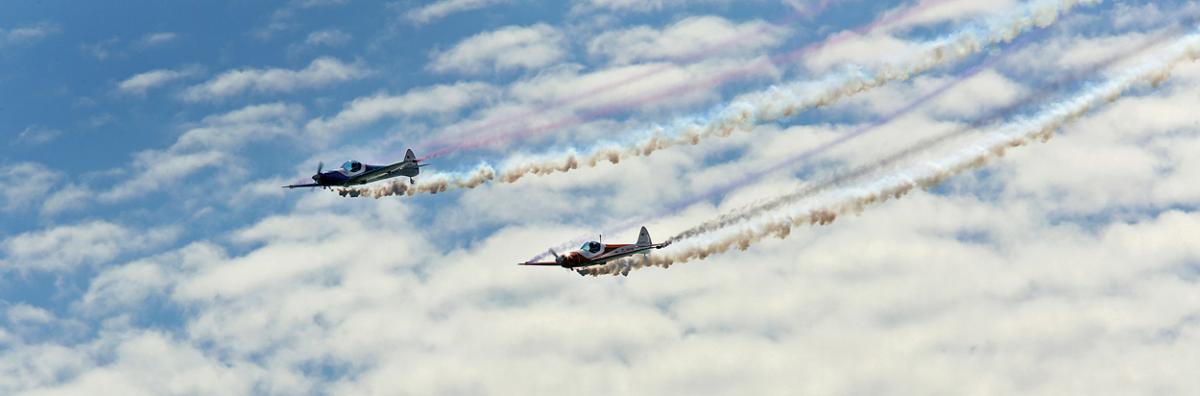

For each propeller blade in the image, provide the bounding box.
[317,161,324,174]
[549,249,561,264]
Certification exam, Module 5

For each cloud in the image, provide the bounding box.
[571,0,752,14]
[0,22,58,47]
[296,0,347,7]
[14,125,62,146]
[39,183,92,217]
[175,102,306,150]
[0,162,62,212]
[287,29,352,56]
[98,150,228,202]
[302,29,351,48]
[587,16,791,65]
[304,82,496,138]
[0,221,178,273]
[405,0,509,25]
[96,102,304,202]
[6,331,261,395]
[137,32,178,48]
[80,37,120,61]
[116,67,202,96]
[429,24,565,74]
[77,243,224,316]
[254,0,351,39]
[181,57,368,102]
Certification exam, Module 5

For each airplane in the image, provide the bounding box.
[519,226,670,271]
[284,148,427,189]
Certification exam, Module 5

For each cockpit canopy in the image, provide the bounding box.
[341,160,363,173]
[580,241,603,254]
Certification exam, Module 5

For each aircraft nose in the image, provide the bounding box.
[311,174,321,182]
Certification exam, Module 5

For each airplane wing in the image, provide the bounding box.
[282,182,322,189]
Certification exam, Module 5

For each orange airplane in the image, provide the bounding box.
[520,227,670,269]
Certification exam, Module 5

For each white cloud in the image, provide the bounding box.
[95,102,304,202]
[305,82,496,138]
[0,162,61,212]
[14,125,61,146]
[97,150,228,202]
[39,184,92,217]
[181,57,368,102]
[405,0,509,25]
[117,67,201,96]
[571,0,754,14]
[0,221,178,273]
[78,243,224,316]
[80,38,120,61]
[429,24,565,74]
[10,331,262,395]
[302,29,351,48]
[802,31,926,73]
[0,22,58,47]
[175,102,305,150]
[137,32,178,48]
[296,0,347,7]
[5,305,55,325]
[588,16,791,65]
[254,0,350,39]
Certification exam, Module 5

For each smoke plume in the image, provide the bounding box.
[579,30,1200,276]
[340,0,1096,199]
[667,20,1197,243]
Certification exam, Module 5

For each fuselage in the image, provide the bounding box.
[558,242,658,268]
[313,161,419,187]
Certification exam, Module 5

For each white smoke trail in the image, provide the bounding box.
[336,165,496,198]
[668,18,1199,243]
[339,0,1099,198]
[580,30,1200,277]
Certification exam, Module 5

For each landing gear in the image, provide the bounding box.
[409,177,415,185]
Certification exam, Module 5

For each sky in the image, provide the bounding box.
[2,0,1200,394]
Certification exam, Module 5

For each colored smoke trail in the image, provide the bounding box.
[345,0,1095,199]
[578,30,1200,276]
[667,18,1199,243]
[525,26,1043,262]
[410,0,859,161]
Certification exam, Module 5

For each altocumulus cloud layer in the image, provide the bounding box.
[2,1,1200,395]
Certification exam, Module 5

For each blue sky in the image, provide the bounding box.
[3,0,1200,394]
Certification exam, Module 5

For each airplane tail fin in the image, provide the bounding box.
[637,226,652,246]
[405,148,417,163]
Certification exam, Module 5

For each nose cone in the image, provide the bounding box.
[311,174,321,182]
